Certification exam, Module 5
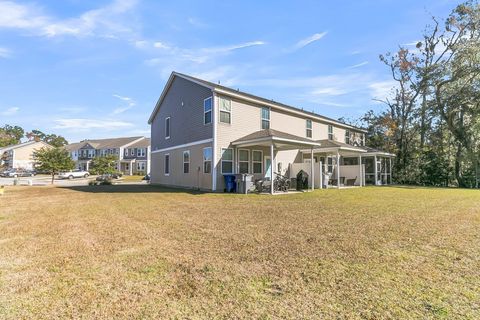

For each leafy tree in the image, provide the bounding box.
[0,125,24,147]
[33,147,75,184]
[90,155,118,175]
[26,130,68,147]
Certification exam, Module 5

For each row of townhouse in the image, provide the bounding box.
[66,136,151,175]
[0,140,51,170]
[148,72,394,193]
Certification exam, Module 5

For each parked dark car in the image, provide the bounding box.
[96,173,121,182]
[0,168,36,178]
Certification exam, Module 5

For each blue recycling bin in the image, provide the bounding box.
[223,174,236,192]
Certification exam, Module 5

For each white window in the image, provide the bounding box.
[261,107,270,129]
[137,162,145,171]
[131,149,135,156]
[137,148,145,157]
[204,97,212,124]
[328,125,333,140]
[219,97,231,124]
[203,147,212,173]
[124,149,128,156]
[238,149,249,174]
[327,156,333,173]
[360,133,365,146]
[252,150,263,174]
[345,130,350,144]
[221,148,233,174]
[165,117,171,139]
[164,154,170,175]
[183,150,190,174]
[306,119,312,138]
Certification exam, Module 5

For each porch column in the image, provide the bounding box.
[310,147,314,191]
[86,161,89,171]
[374,155,378,185]
[129,161,133,175]
[319,161,323,189]
[336,151,340,188]
[389,157,392,185]
[358,155,363,187]
[270,142,274,195]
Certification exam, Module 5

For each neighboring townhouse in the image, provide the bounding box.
[0,140,52,170]
[148,72,394,192]
[66,137,151,175]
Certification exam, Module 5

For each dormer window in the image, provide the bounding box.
[345,130,350,144]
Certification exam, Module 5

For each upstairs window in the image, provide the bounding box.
[219,97,231,124]
[360,134,365,146]
[306,119,312,138]
[204,97,212,124]
[124,149,128,156]
[131,149,135,156]
[203,147,212,173]
[238,149,249,174]
[165,117,171,139]
[221,148,233,174]
[137,148,145,157]
[261,107,270,129]
[183,150,190,174]
[345,130,350,144]
[328,125,333,140]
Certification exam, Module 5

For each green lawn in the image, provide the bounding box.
[0,186,479,319]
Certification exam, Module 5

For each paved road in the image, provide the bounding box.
[0,175,92,186]
[0,175,148,187]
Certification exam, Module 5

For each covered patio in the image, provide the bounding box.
[231,129,321,194]
[300,140,395,187]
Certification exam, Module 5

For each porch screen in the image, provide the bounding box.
[239,150,249,173]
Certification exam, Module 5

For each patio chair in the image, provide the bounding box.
[346,177,357,186]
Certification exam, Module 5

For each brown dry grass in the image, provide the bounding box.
[0,185,479,319]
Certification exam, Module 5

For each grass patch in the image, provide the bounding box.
[0,186,479,318]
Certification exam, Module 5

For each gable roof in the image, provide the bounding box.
[67,136,145,151]
[232,129,320,148]
[148,71,367,133]
[0,140,50,153]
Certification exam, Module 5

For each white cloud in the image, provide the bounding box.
[112,94,135,114]
[369,81,397,100]
[53,118,133,130]
[187,17,208,28]
[143,40,266,73]
[347,61,369,69]
[0,0,139,38]
[0,47,11,58]
[153,41,170,49]
[0,106,19,116]
[293,32,327,50]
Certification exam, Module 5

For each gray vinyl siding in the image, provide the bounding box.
[151,77,213,151]
[150,142,213,190]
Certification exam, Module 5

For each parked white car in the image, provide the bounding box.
[58,169,90,179]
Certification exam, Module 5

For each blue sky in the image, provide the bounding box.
[0,0,459,142]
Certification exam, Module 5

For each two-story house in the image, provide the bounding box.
[0,140,52,170]
[66,136,151,175]
[148,72,394,192]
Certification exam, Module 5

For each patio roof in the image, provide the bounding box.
[300,139,396,157]
[231,129,320,150]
